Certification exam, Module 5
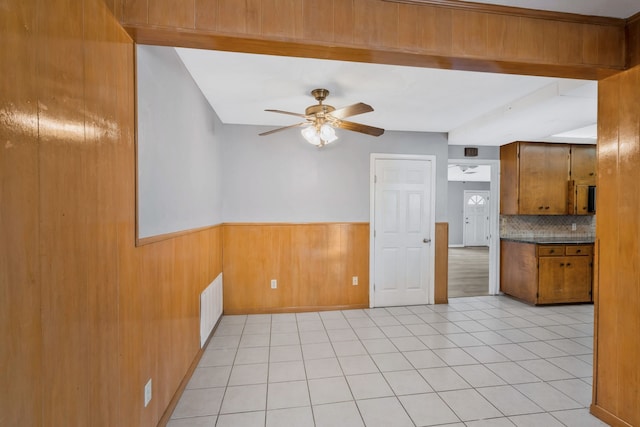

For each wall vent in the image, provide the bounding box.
[200,273,223,348]
[464,147,478,157]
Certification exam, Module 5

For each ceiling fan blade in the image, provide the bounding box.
[265,109,308,118]
[336,120,385,137]
[259,122,306,136]
[329,103,374,119]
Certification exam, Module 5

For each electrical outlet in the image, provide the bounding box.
[352,276,358,286]
[144,379,152,407]
[571,223,577,231]
[271,279,277,289]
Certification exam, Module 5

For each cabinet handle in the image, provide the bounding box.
[590,172,595,176]
[567,263,571,267]
[539,206,544,210]
[576,250,581,253]
[545,206,550,210]
[550,250,555,254]
[560,263,565,267]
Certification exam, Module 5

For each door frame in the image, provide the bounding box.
[463,190,491,247]
[369,153,437,308]
[448,158,500,295]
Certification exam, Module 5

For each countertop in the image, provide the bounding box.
[501,237,595,244]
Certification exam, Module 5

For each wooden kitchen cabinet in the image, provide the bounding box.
[570,144,597,185]
[500,142,596,215]
[568,144,597,215]
[500,240,593,305]
[500,142,570,215]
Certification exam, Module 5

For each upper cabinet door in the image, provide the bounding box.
[518,143,570,215]
[571,145,597,184]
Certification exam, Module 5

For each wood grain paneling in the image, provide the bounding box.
[0,2,41,426]
[2,1,224,426]
[628,12,640,68]
[592,64,640,427]
[434,223,448,304]
[452,10,488,58]
[38,0,91,424]
[123,0,148,24]
[222,223,369,314]
[84,0,121,423]
[302,0,335,42]
[148,0,195,29]
[121,0,626,80]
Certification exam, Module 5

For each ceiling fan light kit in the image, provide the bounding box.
[301,123,337,146]
[260,88,384,147]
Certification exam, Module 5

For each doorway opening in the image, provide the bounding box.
[447,159,500,298]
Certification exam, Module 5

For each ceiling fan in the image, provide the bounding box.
[259,88,385,147]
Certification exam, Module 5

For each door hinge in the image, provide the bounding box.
[374,175,377,183]
[374,230,376,238]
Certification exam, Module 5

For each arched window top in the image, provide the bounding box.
[468,195,486,205]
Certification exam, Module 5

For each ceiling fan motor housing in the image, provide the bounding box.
[311,88,329,102]
[305,104,336,117]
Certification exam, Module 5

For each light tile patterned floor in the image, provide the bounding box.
[168,296,608,427]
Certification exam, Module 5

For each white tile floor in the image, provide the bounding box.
[168,296,609,427]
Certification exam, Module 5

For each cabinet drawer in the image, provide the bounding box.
[566,245,592,256]
[538,245,564,256]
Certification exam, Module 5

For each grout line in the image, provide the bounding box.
[186,296,597,426]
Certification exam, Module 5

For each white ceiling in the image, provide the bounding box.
[174,0,637,147]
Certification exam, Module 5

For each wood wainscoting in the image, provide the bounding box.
[0,1,223,426]
[222,223,370,314]
[591,63,640,427]
[222,222,450,313]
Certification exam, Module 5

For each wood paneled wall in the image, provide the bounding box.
[1,2,41,425]
[628,12,640,68]
[591,64,640,427]
[222,223,369,314]
[0,1,222,426]
[434,222,449,304]
[120,0,625,80]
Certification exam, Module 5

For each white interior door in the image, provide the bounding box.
[463,190,490,247]
[373,158,434,307]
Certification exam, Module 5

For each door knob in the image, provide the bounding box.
[423,238,431,243]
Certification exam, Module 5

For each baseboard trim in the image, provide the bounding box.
[448,244,464,248]
[223,304,369,315]
[590,404,633,427]
[157,315,222,426]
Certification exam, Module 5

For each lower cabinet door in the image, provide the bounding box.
[538,256,592,303]
[538,257,566,303]
[562,256,593,302]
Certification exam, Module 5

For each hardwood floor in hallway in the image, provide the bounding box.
[448,247,489,298]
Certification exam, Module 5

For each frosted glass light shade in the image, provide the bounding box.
[301,126,321,146]
[319,124,338,144]
[301,124,338,146]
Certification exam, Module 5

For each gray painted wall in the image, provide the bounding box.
[448,181,491,245]
[221,125,449,222]
[137,45,223,238]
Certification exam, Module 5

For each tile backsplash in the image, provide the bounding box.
[500,215,595,239]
